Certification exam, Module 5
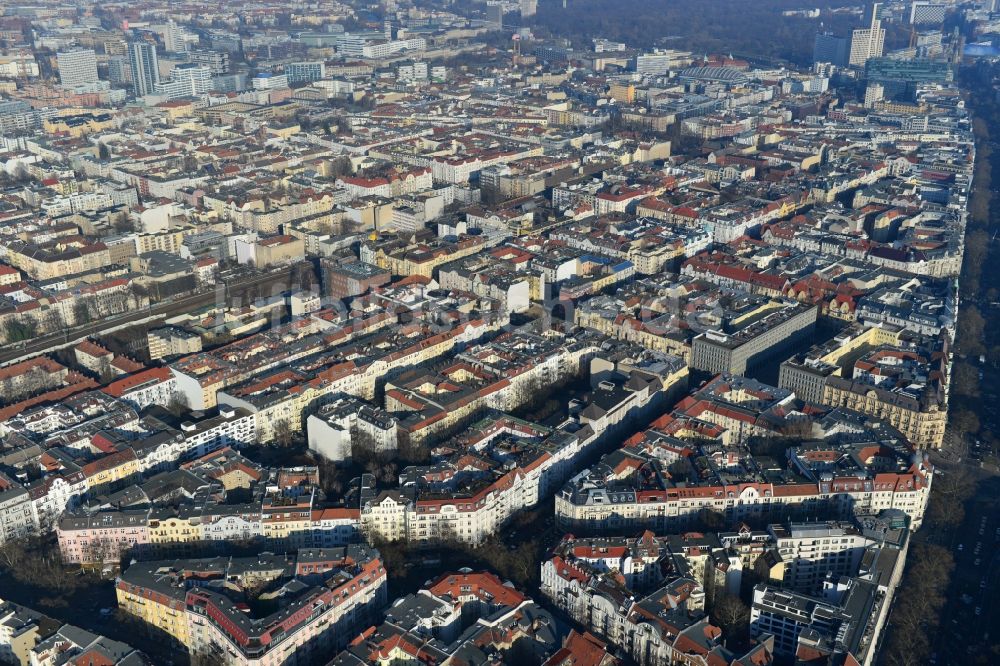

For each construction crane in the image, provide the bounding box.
[16,48,30,84]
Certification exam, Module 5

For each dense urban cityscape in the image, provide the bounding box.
[0,1,997,665]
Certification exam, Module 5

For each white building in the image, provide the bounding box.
[199,510,261,542]
[286,61,326,84]
[128,41,160,97]
[252,72,288,90]
[636,50,692,76]
[769,522,874,592]
[398,62,428,82]
[307,397,398,463]
[27,473,87,531]
[0,477,36,544]
[154,64,212,100]
[849,3,886,67]
[56,49,99,87]
[0,55,39,79]
[178,405,257,460]
[103,368,178,410]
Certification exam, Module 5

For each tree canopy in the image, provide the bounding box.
[529,0,903,66]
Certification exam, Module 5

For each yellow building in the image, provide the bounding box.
[265,122,301,139]
[2,239,114,280]
[147,513,202,547]
[817,326,899,366]
[223,379,334,444]
[213,467,258,490]
[608,82,636,104]
[83,450,141,493]
[628,242,684,275]
[575,310,691,361]
[135,229,188,255]
[115,583,190,646]
[821,381,946,450]
[261,497,312,543]
[251,234,305,267]
[155,100,196,121]
[368,237,486,279]
[43,111,117,137]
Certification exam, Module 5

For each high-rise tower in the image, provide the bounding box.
[128,41,160,97]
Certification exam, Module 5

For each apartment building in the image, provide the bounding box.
[750,539,906,666]
[25,471,87,531]
[768,522,874,593]
[690,302,818,378]
[328,571,562,665]
[116,548,386,665]
[56,48,99,87]
[0,476,35,545]
[148,326,203,361]
[555,377,933,532]
[102,368,178,410]
[821,376,947,450]
[363,355,687,546]
[541,559,771,666]
[57,510,150,565]
[306,397,398,462]
[779,323,901,403]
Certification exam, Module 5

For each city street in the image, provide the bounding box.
[926,470,1000,665]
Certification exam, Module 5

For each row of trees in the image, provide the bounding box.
[2,318,36,343]
[0,364,59,407]
[883,62,1000,666]
[374,531,543,594]
[0,535,104,608]
[0,283,153,346]
[882,542,955,666]
[937,65,1000,452]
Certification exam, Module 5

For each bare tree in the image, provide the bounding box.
[167,391,190,416]
[293,261,315,291]
[952,362,980,397]
[950,409,981,437]
[3,317,37,343]
[0,538,27,569]
[711,594,750,642]
[351,427,381,463]
[316,457,345,496]
[190,649,227,666]
[72,299,93,325]
[273,419,295,447]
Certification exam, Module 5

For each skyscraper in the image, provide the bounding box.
[56,48,98,87]
[128,41,160,97]
[107,56,131,85]
[162,20,188,53]
[813,33,849,66]
[849,3,886,67]
[488,4,503,29]
[910,1,947,25]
